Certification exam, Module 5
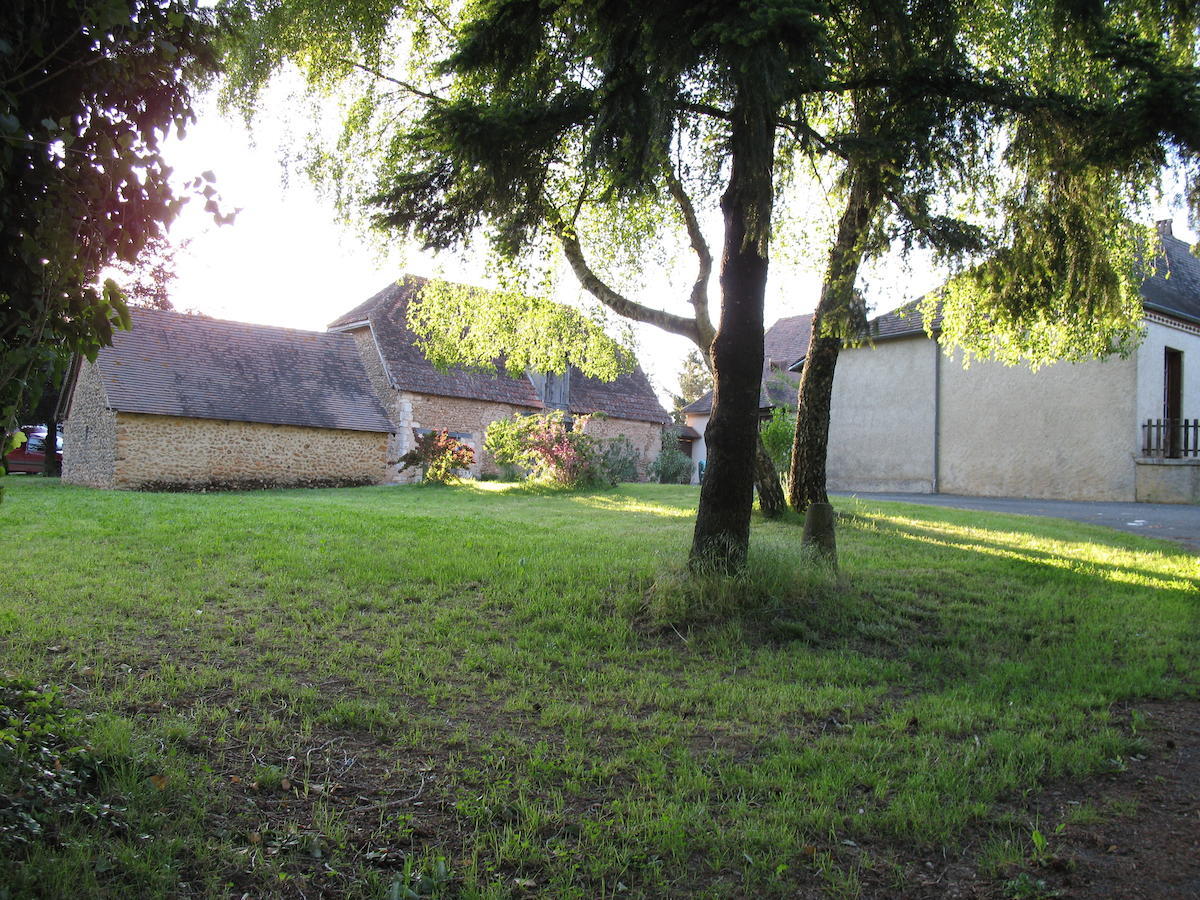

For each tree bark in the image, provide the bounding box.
[789,168,880,513]
[755,434,786,517]
[691,92,774,571]
[40,418,59,476]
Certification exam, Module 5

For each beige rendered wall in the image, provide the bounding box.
[62,360,118,489]
[938,350,1138,501]
[827,337,938,493]
[111,414,389,490]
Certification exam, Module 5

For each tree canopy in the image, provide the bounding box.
[0,0,219,445]
[224,0,1200,569]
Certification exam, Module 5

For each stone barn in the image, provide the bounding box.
[60,308,394,490]
[328,276,671,479]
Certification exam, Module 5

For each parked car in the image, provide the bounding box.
[3,426,62,474]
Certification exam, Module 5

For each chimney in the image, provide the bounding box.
[1156,219,1174,238]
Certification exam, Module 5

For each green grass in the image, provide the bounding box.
[0,476,1195,898]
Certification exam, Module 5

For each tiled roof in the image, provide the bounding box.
[840,221,1200,347]
[1141,225,1200,325]
[330,276,671,424]
[682,314,811,415]
[93,308,394,433]
[330,276,544,408]
[764,314,812,371]
[572,367,672,425]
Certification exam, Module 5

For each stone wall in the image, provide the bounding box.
[406,392,541,479]
[110,413,390,490]
[579,414,663,479]
[62,360,118,489]
[347,325,663,481]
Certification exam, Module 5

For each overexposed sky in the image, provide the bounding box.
[154,91,1196,403]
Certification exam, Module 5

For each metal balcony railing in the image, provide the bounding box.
[1142,418,1199,458]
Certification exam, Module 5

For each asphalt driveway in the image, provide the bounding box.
[834,491,1200,555]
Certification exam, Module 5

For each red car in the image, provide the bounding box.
[3,426,62,474]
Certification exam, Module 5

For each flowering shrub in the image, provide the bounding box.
[399,430,475,483]
[485,411,608,488]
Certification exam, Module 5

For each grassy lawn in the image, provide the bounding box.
[0,476,1195,898]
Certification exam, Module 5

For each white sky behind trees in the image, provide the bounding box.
[153,90,1195,405]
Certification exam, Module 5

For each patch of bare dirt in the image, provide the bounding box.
[862,700,1200,899]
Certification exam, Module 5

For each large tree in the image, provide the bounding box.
[226,0,844,568]
[786,0,1200,513]
[0,0,218,451]
[224,0,1200,571]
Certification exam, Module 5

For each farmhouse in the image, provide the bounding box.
[60,276,670,489]
[683,221,1200,503]
[60,309,394,490]
[328,275,669,480]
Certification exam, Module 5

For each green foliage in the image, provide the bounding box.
[407,279,635,380]
[0,675,111,851]
[648,431,694,484]
[0,0,220,437]
[760,405,796,474]
[484,410,608,488]
[398,429,475,483]
[670,350,711,423]
[598,434,642,483]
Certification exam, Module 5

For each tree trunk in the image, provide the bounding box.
[754,434,786,517]
[41,419,59,477]
[788,169,880,513]
[790,331,840,511]
[690,93,775,572]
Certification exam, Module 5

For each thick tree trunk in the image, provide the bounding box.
[788,169,880,514]
[754,434,786,517]
[690,95,774,572]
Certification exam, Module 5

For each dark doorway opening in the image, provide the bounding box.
[1164,348,1183,457]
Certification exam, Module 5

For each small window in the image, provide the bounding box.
[26,435,44,453]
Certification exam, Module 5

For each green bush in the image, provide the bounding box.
[485,411,608,488]
[599,435,642,483]
[0,676,110,852]
[760,404,795,473]
[649,430,693,484]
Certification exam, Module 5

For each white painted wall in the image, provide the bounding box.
[685,413,709,483]
[680,316,1200,501]
[1135,318,1200,428]
[827,337,938,493]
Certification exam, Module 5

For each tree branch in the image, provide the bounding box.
[664,170,715,348]
[546,207,701,344]
[336,59,446,104]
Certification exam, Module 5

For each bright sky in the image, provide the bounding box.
[157,90,1196,405]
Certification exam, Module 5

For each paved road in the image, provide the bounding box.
[833,491,1200,554]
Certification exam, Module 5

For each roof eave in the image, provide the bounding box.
[1144,301,1200,329]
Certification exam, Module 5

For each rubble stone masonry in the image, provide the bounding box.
[61,361,118,489]
[106,414,390,490]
